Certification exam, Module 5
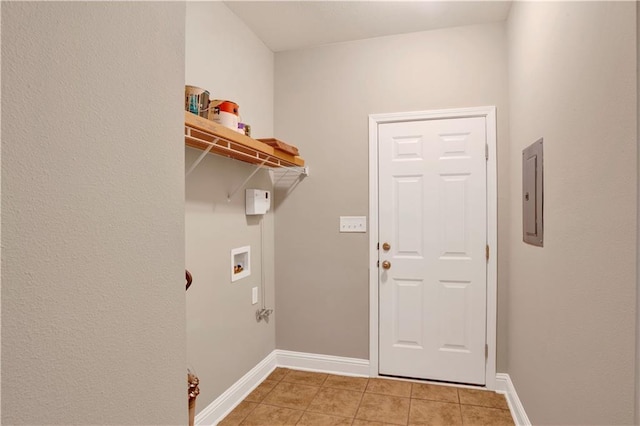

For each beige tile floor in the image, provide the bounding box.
[218,368,514,426]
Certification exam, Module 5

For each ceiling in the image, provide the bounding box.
[223,1,513,52]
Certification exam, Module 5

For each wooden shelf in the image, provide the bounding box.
[184,111,305,169]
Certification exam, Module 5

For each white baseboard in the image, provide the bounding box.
[194,350,369,425]
[276,350,370,377]
[194,351,277,426]
[195,352,528,426]
[495,373,531,426]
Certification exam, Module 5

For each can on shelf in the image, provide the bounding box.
[185,85,210,118]
[208,100,240,132]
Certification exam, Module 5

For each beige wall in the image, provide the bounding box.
[1,3,186,424]
[637,3,640,424]
[274,23,510,367]
[185,2,276,409]
[506,2,637,424]
[185,2,273,137]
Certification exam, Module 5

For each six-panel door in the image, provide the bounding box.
[378,117,487,385]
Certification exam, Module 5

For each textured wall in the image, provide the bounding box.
[637,3,640,424]
[506,2,637,424]
[273,23,509,367]
[1,2,186,424]
[185,2,276,410]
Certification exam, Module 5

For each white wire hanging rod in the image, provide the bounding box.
[275,165,309,176]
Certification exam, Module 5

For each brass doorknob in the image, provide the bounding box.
[382,242,391,251]
[382,260,391,270]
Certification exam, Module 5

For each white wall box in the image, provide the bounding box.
[246,189,271,215]
[522,138,543,247]
[231,246,251,282]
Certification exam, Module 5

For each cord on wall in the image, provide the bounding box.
[261,217,265,310]
[256,215,273,322]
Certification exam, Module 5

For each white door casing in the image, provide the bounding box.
[368,107,497,389]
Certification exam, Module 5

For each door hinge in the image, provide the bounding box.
[485,344,488,359]
[377,242,379,250]
[486,245,489,262]
[485,144,489,160]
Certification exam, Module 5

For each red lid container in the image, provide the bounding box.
[214,100,239,116]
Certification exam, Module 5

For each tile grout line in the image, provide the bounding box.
[242,401,259,425]
[308,373,364,425]
[351,378,369,425]
[405,382,413,425]
[460,403,512,410]
[299,381,322,425]
[457,388,464,426]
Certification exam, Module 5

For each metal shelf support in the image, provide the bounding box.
[186,136,218,176]
[227,159,268,202]
[184,115,308,200]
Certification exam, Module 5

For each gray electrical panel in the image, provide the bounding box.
[523,138,543,246]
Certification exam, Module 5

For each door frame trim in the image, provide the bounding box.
[368,106,498,390]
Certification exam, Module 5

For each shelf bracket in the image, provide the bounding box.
[227,159,268,202]
[186,137,219,176]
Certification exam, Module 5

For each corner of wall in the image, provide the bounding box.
[185,1,277,411]
[635,2,640,423]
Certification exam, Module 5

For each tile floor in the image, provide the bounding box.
[218,368,514,425]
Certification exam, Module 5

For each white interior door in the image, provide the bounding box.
[378,116,487,385]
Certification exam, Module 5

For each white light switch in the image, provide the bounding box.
[340,216,367,233]
[252,287,258,305]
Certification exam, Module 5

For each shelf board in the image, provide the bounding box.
[184,111,305,169]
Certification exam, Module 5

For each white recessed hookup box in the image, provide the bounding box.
[339,216,367,233]
[231,246,250,282]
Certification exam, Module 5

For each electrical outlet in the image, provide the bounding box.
[252,287,258,305]
[339,216,367,233]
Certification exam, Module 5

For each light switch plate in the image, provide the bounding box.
[252,287,258,305]
[340,216,367,233]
